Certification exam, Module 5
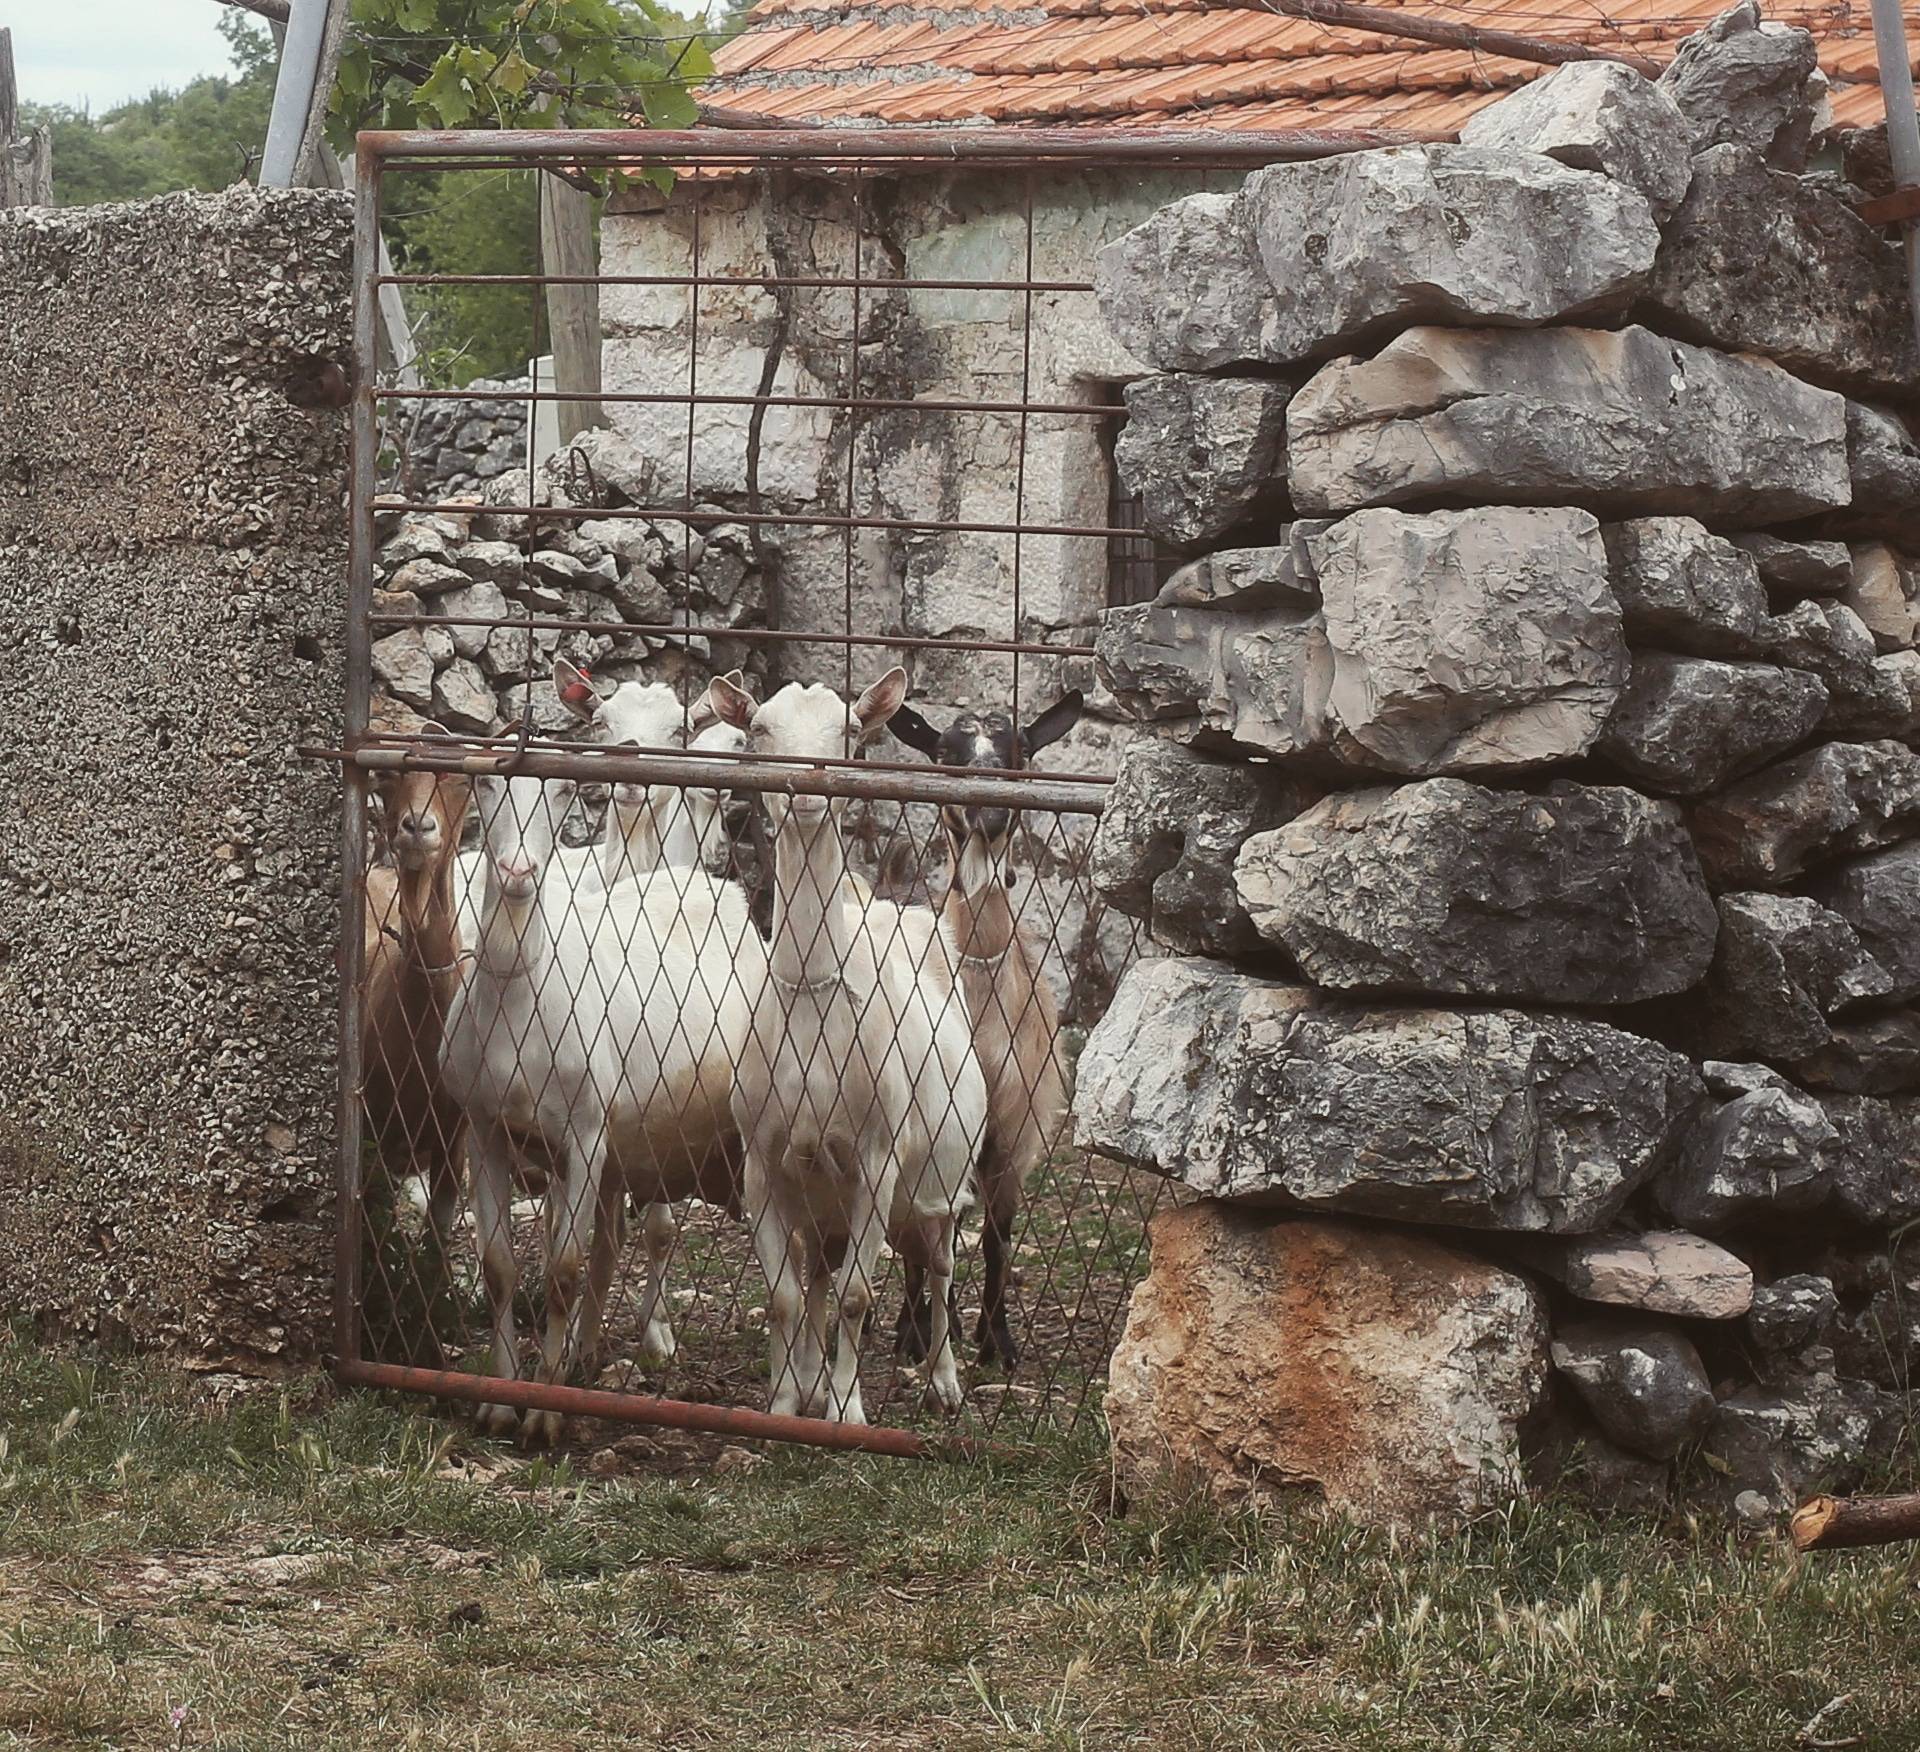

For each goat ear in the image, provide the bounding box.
[1021,689,1085,758]
[707,672,756,730]
[889,703,942,757]
[852,666,909,739]
[552,658,600,721]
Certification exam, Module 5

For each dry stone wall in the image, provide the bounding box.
[0,188,350,1361]
[1080,6,1920,1526]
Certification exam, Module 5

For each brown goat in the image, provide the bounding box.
[888,692,1083,1368]
[362,753,474,1287]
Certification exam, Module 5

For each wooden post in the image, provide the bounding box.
[539,172,605,445]
[0,29,54,208]
[1791,1492,1920,1552]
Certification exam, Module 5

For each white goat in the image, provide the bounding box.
[440,763,764,1442]
[708,669,987,1423]
[554,659,746,885]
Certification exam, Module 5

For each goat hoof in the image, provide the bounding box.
[639,1322,678,1367]
[895,1298,933,1362]
[976,1323,1020,1374]
[475,1399,521,1439]
[520,1407,566,1448]
[924,1371,965,1415]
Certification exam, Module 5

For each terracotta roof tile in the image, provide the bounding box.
[699,0,1912,133]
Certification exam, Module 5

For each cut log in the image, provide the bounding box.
[1790,1491,1920,1551]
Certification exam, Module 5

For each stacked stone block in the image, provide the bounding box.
[1079,4,1920,1525]
[370,423,765,734]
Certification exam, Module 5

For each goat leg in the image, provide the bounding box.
[574,1159,628,1385]
[468,1120,523,1438]
[921,1217,965,1414]
[893,1259,933,1362]
[748,1163,808,1419]
[525,1123,607,1447]
[634,1202,680,1365]
[975,1199,1021,1373]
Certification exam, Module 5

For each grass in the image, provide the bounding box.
[1,1337,1918,1750]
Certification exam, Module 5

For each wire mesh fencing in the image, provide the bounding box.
[351,731,1160,1446]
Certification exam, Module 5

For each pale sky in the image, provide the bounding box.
[10,0,246,114]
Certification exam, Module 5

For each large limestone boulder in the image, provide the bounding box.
[1090,738,1318,959]
[1106,1207,1548,1527]
[1707,1369,1889,1512]
[1731,534,1852,603]
[1076,957,1704,1232]
[1660,1063,1836,1228]
[1596,654,1827,796]
[1792,1012,1920,1096]
[1096,601,1334,761]
[1553,1229,1753,1319]
[1092,191,1281,373]
[1234,780,1717,1004]
[1098,506,1627,777]
[1642,146,1918,399]
[1151,530,1323,612]
[1240,146,1658,365]
[1551,1319,1716,1461]
[1689,740,1920,887]
[1840,546,1920,654]
[1310,506,1625,773]
[1689,892,1891,1060]
[1113,374,1291,548]
[1287,325,1851,523]
[1822,1094,1920,1224]
[1459,61,1693,220]
[1601,518,1769,658]
[1834,401,1920,543]
[1657,1,1822,172]
[1811,842,1920,1002]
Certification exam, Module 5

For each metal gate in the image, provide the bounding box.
[314,124,1321,1455]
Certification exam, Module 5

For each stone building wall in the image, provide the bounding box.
[0,188,350,1362]
[368,166,1239,1018]
[393,372,529,500]
[1079,6,1920,1525]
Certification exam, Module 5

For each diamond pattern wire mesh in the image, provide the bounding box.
[340,136,1176,1452]
[355,763,1161,1444]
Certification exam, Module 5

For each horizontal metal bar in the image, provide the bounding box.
[349,726,1111,788]
[377,386,1119,419]
[304,741,1113,812]
[379,499,1143,541]
[368,611,1097,660]
[358,124,1441,168]
[378,270,1095,294]
[1862,184,1920,227]
[337,1359,954,1458]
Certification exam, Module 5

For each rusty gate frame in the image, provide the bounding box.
[313,122,1388,1457]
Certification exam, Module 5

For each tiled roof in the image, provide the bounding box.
[701,0,1906,134]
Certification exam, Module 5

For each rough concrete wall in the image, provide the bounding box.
[0,187,351,1362]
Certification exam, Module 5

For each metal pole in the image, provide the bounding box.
[333,157,382,1369]
[261,0,341,187]
[1870,0,1920,355]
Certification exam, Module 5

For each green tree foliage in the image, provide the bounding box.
[330,0,709,141]
[25,1,711,382]
[386,168,544,384]
[24,14,277,205]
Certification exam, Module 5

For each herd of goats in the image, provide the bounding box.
[361,656,1088,1442]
